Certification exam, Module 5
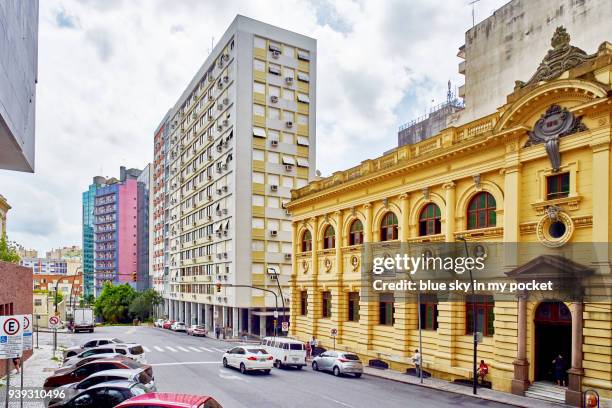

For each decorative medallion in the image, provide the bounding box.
[472,174,481,190]
[536,205,574,247]
[350,255,360,272]
[301,260,309,273]
[324,258,332,272]
[525,105,587,172]
[422,187,430,201]
[382,198,389,209]
[518,26,594,88]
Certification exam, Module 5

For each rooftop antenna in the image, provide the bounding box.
[447,80,452,103]
[469,0,481,28]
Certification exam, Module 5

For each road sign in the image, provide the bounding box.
[0,315,23,358]
[21,314,33,350]
[281,321,289,332]
[330,328,338,337]
[48,315,61,329]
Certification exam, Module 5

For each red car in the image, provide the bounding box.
[43,358,152,390]
[162,320,175,329]
[116,392,222,408]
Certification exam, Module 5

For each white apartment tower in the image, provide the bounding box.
[158,15,316,337]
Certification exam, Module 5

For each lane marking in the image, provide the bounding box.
[154,346,164,352]
[177,346,190,352]
[213,348,226,353]
[166,346,177,352]
[151,361,221,366]
[142,346,151,353]
[320,395,356,408]
[188,347,202,352]
[199,347,213,352]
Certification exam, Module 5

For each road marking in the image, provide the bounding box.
[177,346,190,352]
[166,346,177,352]
[199,347,213,352]
[213,348,226,353]
[154,346,164,352]
[142,346,151,352]
[151,361,221,366]
[320,395,356,408]
[188,347,202,352]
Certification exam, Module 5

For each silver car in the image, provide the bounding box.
[311,351,363,377]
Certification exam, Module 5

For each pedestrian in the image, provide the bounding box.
[222,326,226,339]
[309,336,318,356]
[477,359,489,384]
[305,341,312,359]
[12,357,21,374]
[411,349,421,377]
[552,354,567,386]
[215,324,220,339]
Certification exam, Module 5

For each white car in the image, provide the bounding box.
[63,343,146,366]
[63,337,124,358]
[222,346,273,374]
[261,337,307,369]
[171,322,186,332]
[154,319,164,328]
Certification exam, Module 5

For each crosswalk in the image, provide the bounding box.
[142,345,227,354]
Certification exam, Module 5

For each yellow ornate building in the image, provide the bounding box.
[287,29,611,406]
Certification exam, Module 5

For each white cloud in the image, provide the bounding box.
[0,0,507,253]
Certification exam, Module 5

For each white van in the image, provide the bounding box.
[261,337,306,369]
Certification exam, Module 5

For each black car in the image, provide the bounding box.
[49,380,148,408]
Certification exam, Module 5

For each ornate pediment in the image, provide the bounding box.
[516,26,594,89]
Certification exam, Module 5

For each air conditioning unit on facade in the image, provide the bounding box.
[270,185,278,192]
[270,95,278,103]
[270,230,278,237]
[272,50,280,58]
[285,121,293,128]
[270,140,278,147]
[223,98,229,105]
[284,253,292,260]
[284,165,293,172]
[285,77,293,85]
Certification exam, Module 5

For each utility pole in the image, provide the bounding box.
[457,236,478,395]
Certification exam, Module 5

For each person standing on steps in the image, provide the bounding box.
[411,349,421,377]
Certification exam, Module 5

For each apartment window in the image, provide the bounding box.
[466,295,495,337]
[301,230,312,252]
[252,195,264,206]
[297,178,308,188]
[419,294,438,330]
[268,197,280,208]
[254,59,265,72]
[349,219,364,245]
[268,130,280,142]
[300,291,308,316]
[252,172,264,184]
[546,173,570,200]
[348,292,360,322]
[267,241,279,253]
[253,149,265,161]
[253,127,267,138]
[269,64,281,75]
[268,174,280,185]
[419,203,441,236]
[282,177,293,188]
[297,49,310,61]
[268,107,280,120]
[252,218,264,229]
[253,81,265,94]
[322,291,332,318]
[297,93,310,103]
[254,36,266,49]
[282,133,294,144]
[379,293,394,325]
[283,110,294,122]
[467,192,496,230]
[380,212,398,241]
[268,152,279,164]
[269,86,280,97]
[283,67,295,79]
[297,71,310,82]
[284,45,295,57]
[298,114,308,125]
[253,104,265,117]
[252,240,264,251]
[323,225,335,249]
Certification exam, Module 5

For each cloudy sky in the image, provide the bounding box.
[1,0,508,254]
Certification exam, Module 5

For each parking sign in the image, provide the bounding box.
[0,315,24,358]
[21,314,33,350]
[48,315,61,329]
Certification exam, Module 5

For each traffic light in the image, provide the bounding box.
[216,283,221,293]
[132,273,137,282]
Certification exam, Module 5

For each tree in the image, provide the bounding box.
[0,235,20,263]
[129,289,163,321]
[94,283,137,323]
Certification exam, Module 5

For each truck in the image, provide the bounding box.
[72,308,95,333]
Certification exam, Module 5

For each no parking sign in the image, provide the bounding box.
[20,314,33,350]
[0,315,23,358]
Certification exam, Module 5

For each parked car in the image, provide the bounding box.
[222,346,273,374]
[64,338,125,358]
[162,320,174,329]
[171,322,186,332]
[261,337,306,369]
[44,358,152,390]
[116,392,223,408]
[54,353,124,374]
[311,351,363,378]
[63,343,146,366]
[48,381,149,408]
[154,319,164,328]
[187,325,207,337]
[49,368,156,406]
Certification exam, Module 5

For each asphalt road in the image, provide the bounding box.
[51,326,514,408]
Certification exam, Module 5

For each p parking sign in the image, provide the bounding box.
[0,315,24,358]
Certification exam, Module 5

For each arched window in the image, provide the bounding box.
[419,203,441,236]
[467,192,496,230]
[301,230,312,252]
[380,212,399,241]
[349,219,364,246]
[323,225,335,249]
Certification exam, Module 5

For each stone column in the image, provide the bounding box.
[309,216,319,336]
[359,203,375,352]
[259,315,266,338]
[442,182,455,242]
[565,302,584,407]
[233,307,239,337]
[247,308,253,334]
[290,222,299,337]
[511,294,529,395]
[334,211,344,341]
[205,304,212,332]
[399,194,410,241]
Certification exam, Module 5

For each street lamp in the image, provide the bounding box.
[456,236,478,395]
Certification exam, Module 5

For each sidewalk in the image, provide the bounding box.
[362,366,570,408]
[0,345,62,407]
